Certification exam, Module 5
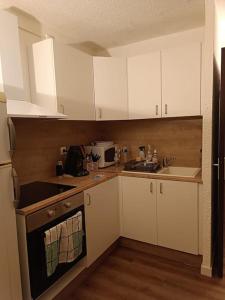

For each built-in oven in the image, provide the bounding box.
[18,192,86,300]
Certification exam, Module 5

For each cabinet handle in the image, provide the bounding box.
[60,104,65,114]
[12,168,20,208]
[150,182,153,193]
[8,117,16,159]
[155,105,159,116]
[86,193,91,206]
[165,104,168,115]
[98,108,102,119]
[160,183,163,194]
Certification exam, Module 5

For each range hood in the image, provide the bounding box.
[7,99,67,118]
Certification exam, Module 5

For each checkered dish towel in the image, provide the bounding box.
[59,211,83,263]
[44,211,83,277]
[44,224,61,277]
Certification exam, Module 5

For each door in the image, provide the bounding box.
[84,178,120,266]
[0,165,22,300]
[157,180,198,254]
[0,10,24,101]
[212,47,225,277]
[161,43,201,117]
[93,57,128,120]
[128,51,161,119]
[121,177,157,244]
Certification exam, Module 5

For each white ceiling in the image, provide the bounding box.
[1,0,205,50]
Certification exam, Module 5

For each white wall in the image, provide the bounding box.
[98,27,204,57]
[214,0,225,70]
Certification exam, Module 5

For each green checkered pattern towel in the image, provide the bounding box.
[44,211,83,277]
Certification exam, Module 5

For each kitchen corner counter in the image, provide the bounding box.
[16,165,202,216]
[16,172,117,216]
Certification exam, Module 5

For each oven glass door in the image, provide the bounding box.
[27,205,86,299]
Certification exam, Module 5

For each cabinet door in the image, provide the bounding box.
[161,43,201,117]
[0,10,24,101]
[157,180,198,254]
[93,57,128,120]
[84,178,120,266]
[54,42,95,120]
[32,39,58,112]
[19,29,41,103]
[32,38,95,120]
[128,52,161,119]
[121,177,157,244]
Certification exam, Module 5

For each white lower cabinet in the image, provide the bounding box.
[84,178,120,266]
[121,176,198,254]
[157,180,198,254]
[121,176,157,244]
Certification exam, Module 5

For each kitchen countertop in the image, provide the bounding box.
[16,172,117,216]
[95,164,203,184]
[16,165,202,216]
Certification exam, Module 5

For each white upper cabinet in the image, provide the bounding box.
[0,10,24,101]
[161,43,201,117]
[19,29,41,103]
[32,38,95,120]
[127,52,161,119]
[93,57,128,120]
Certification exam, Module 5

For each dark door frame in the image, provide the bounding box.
[212,47,225,277]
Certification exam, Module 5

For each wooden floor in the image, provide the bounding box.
[63,246,225,300]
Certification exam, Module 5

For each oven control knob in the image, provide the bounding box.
[64,202,71,208]
[47,209,55,217]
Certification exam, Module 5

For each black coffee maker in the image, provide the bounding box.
[64,145,89,177]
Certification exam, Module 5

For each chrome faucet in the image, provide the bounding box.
[162,156,176,167]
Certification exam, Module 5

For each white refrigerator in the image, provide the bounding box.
[0,94,22,298]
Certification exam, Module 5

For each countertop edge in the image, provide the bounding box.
[16,169,202,217]
[16,173,117,216]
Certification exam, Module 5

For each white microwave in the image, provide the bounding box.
[85,142,116,168]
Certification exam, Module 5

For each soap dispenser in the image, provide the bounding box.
[146,144,152,163]
[139,146,146,160]
[152,149,158,164]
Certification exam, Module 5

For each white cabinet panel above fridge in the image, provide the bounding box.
[0,10,24,102]
[0,10,66,119]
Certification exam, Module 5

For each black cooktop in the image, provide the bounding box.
[18,181,75,209]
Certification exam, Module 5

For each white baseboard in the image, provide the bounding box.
[201,264,212,277]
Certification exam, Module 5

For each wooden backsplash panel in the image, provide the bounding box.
[96,117,202,167]
[13,118,100,184]
[13,117,202,184]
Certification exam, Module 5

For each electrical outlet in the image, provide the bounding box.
[60,146,67,156]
